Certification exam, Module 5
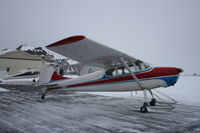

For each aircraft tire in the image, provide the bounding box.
[151,98,156,103]
[140,106,148,113]
[41,94,45,99]
[150,98,156,106]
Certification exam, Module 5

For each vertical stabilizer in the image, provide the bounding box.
[39,66,71,85]
[39,66,55,85]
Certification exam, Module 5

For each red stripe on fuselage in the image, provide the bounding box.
[66,67,180,88]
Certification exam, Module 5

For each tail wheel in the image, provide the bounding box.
[41,94,45,99]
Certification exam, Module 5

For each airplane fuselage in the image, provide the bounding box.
[47,67,181,92]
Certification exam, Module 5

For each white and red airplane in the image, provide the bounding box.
[39,35,183,113]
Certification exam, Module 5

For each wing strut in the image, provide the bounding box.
[119,57,149,112]
[119,57,144,89]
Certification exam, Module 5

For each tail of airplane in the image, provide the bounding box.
[39,66,70,85]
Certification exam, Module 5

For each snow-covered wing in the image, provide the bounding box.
[46,35,137,68]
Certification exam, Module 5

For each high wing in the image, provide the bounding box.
[46,35,140,68]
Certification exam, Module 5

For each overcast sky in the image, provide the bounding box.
[0,0,200,101]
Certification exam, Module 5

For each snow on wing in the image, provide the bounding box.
[46,35,137,68]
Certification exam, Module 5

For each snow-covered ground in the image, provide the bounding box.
[0,87,8,92]
[0,85,200,133]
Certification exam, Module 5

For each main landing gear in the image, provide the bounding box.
[140,89,150,113]
[119,57,176,113]
[140,89,177,113]
[140,98,157,113]
[149,98,156,106]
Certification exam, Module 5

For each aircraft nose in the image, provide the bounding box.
[154,67,182,86]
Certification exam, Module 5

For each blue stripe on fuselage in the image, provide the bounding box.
[159,75,179,86]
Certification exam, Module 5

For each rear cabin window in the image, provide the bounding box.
[105,68,115,76]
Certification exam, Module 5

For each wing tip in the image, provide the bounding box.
[46,35,86,47]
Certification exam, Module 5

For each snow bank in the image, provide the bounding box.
[0,88,8,92]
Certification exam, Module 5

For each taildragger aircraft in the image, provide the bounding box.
[39,35,183,113]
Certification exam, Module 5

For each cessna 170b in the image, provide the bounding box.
[39,35,183,113]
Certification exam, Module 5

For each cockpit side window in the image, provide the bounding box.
[117,67,127,75]
[105,61,150,76]
[106,67,129,76]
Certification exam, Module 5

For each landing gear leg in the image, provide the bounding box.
[140,89,148,113]
[149,90,156,106]
[41,88,47,99]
